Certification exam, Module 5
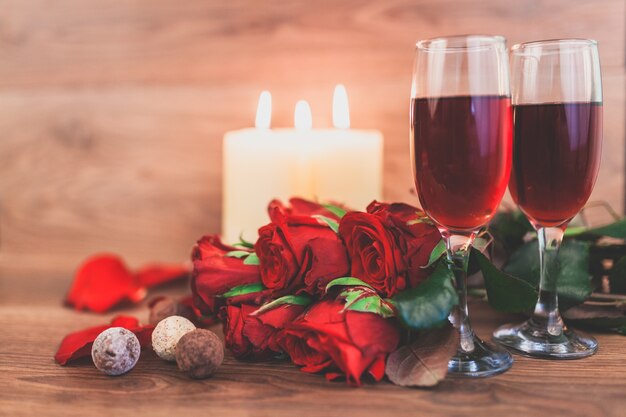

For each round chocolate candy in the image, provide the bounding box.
[91,327,141,376]
[175,329,224,379]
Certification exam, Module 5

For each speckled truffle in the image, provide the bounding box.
[149,297,192,325]
[91,327,140,376]
[152,315,196,361]
[175,329,224,379]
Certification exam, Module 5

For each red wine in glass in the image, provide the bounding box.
[493,39,603,359]
[410,33,513,378]
[411,95,512,231]
[509,102,603,227]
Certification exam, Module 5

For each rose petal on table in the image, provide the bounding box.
[65,254,146,313]
[54,315,154,365]
[135,263,190,288]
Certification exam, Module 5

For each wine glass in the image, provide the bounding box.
[411,35,514,377]
[493,39,603,358]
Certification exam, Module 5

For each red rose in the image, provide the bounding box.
[276,300,399,385]
[255,208,349,295]
[338,201,441,296]
[338,212,406,297]
[223,303,307,360]
[367,201,442,288]
[191,235,268,315]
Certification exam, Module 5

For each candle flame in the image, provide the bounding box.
[294,100,313,130]
[332,84,350,129]
[255,90,272,129]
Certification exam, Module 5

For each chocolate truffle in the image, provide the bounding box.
[175,329,224,379]
[149,297,191,325]
[91,327,140,376]
[152,315,196,361]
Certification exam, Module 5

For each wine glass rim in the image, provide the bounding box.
[511,38,598,51]
[416,34,507,51]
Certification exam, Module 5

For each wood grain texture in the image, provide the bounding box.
[1,274,625,417]
[0,0,624,275]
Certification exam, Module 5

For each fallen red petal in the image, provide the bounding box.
[65,254,146,313]
[324,372,344,381]
[135,263,190,288]
[54,315,154,365]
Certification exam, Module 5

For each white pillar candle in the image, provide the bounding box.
[221,86,383,243]
[310,85,383,212]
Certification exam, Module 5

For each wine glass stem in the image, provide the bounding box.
[443,232,477,353]
[532,227,565,335]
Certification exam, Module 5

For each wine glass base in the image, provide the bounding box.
[492,319,598,359]
[447,335,513,378]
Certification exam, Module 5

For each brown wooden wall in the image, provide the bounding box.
[0,0,624,277]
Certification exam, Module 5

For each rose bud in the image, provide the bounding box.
[191,235,264,316]
[276,299,399,385]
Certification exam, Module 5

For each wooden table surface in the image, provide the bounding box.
[1,270,625,417]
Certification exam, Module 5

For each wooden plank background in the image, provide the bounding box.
[0,0,624,277]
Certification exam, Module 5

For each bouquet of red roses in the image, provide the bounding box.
[56,195,626,385]
[191,198,451,385]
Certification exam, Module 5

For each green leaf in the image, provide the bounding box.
[563,226,588,237]
[243,253,260,265]
[473,249,537,313]
[467,236,492,276]
[231,233,255,249]
[225,250,252,259]
[488,210,532,253]
[407,216,434,227]
[326,277,394,318]
[225,249,260,265]
[322,203,348,219]
[392,261,458,330]
[584,218,626,239]
[326,277,374,292]
[503,240,592,310]
[220,282,265,298]
[473,236,491,253]
[423,240,445,268]
[239,234,256,247]
[339,286,395,318]
[609,256,626,294]
[232,243,251,249]
[312,214,340,233]
[252,295,312,315]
